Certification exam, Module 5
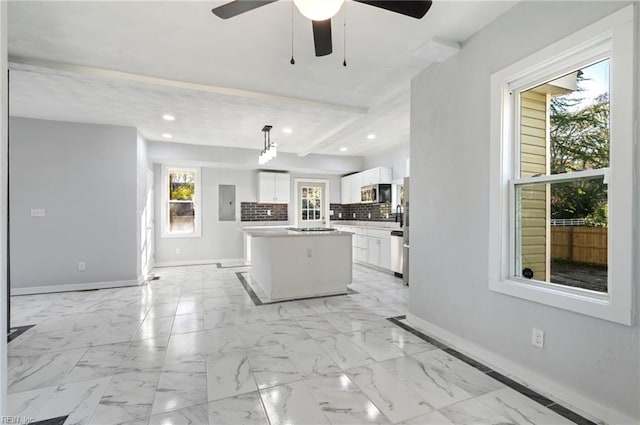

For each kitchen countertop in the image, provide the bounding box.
[331,221,402,230]
[242,228,353,237]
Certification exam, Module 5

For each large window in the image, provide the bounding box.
[161,166,201,238]
[488,7,634,325]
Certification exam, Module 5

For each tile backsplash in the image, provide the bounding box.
[330,203,399,222]
[241,202,288,222]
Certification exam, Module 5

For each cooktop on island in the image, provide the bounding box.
[286,227,336,232]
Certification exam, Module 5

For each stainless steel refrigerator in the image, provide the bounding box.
[402,177,410,285]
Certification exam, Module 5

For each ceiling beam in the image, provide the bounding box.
[8,56,369,115]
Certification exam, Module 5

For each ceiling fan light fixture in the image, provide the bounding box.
[294,0,344,21]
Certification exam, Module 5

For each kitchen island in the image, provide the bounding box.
[241,227,353,302]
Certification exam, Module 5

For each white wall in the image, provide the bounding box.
[363,142,409,180]
[409,1,638,422]
[154,164,257,264]
[1,0,8,416]
[9,118,139,291]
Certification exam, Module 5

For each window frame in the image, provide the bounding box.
[161,165,202,238]
[488,6,634,325]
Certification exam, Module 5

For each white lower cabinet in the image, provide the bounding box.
[334,224,393,271]
[380,239,391,270]
[367,238,381,266]
[356,247,368,263]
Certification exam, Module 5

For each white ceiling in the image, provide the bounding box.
[7,1,516,157]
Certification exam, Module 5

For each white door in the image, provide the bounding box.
[141,170,155,277]
[297,182,325,227]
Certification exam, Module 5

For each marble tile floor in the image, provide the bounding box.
[7,263,591,425]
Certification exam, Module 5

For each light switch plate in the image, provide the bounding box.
[31,209,45,217]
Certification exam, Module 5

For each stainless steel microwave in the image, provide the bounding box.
[361,184,392,204]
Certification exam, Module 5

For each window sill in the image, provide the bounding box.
[489,278,632,326]
[160,232,202,239]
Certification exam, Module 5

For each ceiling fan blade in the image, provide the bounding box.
[312,19,333,57]
[353,0,432,19]
[211,0,278,19]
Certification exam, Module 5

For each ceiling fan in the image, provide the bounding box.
[211,0,433,57]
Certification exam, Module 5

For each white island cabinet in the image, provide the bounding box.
[242,228,352,302]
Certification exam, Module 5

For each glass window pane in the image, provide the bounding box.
[169,201,195,233]
[169,172,195,201]
[515,176,607,292]
[302,199,308,208]
[314,210,320,220]
[520,59,610,178]
[302,188,308,198]
[302,210,308,220]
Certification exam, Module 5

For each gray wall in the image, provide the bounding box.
[147,141,364,176]
[1,1,8,416]
[363,142,410,180]
[9,118,139,288]
[409,1,638,420]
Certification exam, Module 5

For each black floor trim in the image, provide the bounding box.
[28,415,68,425]
[386,316,597,425]
[215,262,250,269]
[8,324,35,343]
[235,272,356,306]
[235,272,264,306]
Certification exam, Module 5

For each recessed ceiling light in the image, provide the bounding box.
[340,147,348,152]
[162,133,173,139]
[162,114,175,121]
[283,128,293,134]
[367,134,376,140]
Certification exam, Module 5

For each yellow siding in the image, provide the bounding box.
[519,91,548,281]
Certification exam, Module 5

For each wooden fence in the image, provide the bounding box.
[550,226,607,266]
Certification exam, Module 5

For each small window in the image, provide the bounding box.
[161,166,201,238]
[300,185,322,222]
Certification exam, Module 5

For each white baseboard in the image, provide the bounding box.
[406,313,638,425]
[153,258,244,268]
[11,279,141,295]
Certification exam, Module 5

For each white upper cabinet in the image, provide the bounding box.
[361,167,392,186]
[350,173,363,204]
[340,166,392,204]
[258,172,290,204]
[340,174,352,204]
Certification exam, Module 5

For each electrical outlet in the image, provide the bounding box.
[338,213,342,218]
[267,210,271,216]
[175,248,181,255]
[31,208,45,217]
[352,213,356,218]
[532,328,544,348]
[368,213,372,219]
[78,262,86,271]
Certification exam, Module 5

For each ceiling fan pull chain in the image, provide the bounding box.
[343,1,347,67]
[290,0,296,65]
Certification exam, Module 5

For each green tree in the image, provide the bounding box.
[170,172,195,200]
[549,92,609,225]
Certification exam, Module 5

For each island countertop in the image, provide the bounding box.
[241,228,353,237]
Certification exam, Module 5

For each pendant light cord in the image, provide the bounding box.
[290,1,295,65]
[343,1,347,67]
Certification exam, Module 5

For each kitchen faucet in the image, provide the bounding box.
[395,204,403,228]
